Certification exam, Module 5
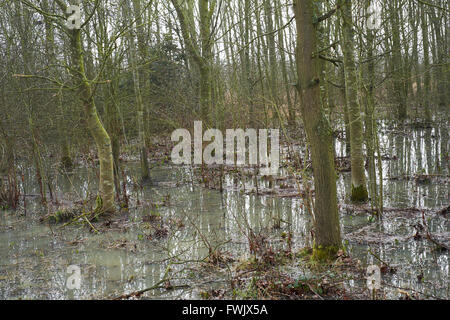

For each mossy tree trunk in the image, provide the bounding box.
[103,61,121,191]
[56,0,116,213]
[72,30,115,212]
[340,0,368,202]
[293,0,342,259]
[95,1,122,192]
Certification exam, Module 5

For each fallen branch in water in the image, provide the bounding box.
[113,281,190,300]
[382,282,445,300]
[113,261,184,300]
[422,212,449,251]
[83,215,99,233]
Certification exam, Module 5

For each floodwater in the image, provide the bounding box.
[0,120,448,299]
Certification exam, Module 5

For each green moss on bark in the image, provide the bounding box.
[312,245,340,261]
[351,184,369,202]
[60,156,73,171]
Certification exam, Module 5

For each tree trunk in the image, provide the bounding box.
[390,0,407,120]
[70,28,116,213]
[340,0,368,202]
[293,0,342,259]
[428,7,448,108]
[127,0,150,181]
[420,3,432,123]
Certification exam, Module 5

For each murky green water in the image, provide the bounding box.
[0,121,448,299]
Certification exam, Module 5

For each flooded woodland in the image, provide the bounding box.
[1,117,448,300]
[0,0,449,301]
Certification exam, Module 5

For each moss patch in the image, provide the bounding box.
[60,156,73,171]
[43,209,78,224]
[312,245,340,262]
[351,184,368,202]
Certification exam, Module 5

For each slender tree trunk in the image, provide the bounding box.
[171,0,214,125]
[264,0,279,126]
[420,3,432,123]
[255,4,269,128]
[42,0,72,170]
[128,0,150,181]
[340,65,351,155]
[275,0,295,126]
[390,0,407,120]
[364,2,382,216]
[340,0,368,202]
[429,7,448,108]
[96,2,121,192]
